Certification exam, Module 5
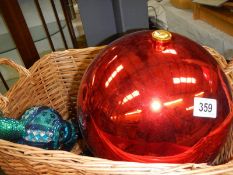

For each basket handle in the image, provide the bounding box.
[0,58,31,108]
[224,59,233,75]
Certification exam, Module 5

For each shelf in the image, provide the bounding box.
[193,3,233,36]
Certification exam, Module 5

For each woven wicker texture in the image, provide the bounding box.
[0,46,233,175]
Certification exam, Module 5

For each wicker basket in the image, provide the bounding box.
[0,46,233,175]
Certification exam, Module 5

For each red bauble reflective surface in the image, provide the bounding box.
[77,30,232,163]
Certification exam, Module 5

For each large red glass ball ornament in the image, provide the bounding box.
[77,30,233,163]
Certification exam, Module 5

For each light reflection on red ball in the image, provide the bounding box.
[77,30,232,163]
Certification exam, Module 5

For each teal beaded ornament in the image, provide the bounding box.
[0,106,77,150]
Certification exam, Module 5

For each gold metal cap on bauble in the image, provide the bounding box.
[152,30,172,42]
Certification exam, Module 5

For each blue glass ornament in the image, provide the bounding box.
[0,106,77,150]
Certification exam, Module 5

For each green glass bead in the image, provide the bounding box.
[0,117,26,141]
